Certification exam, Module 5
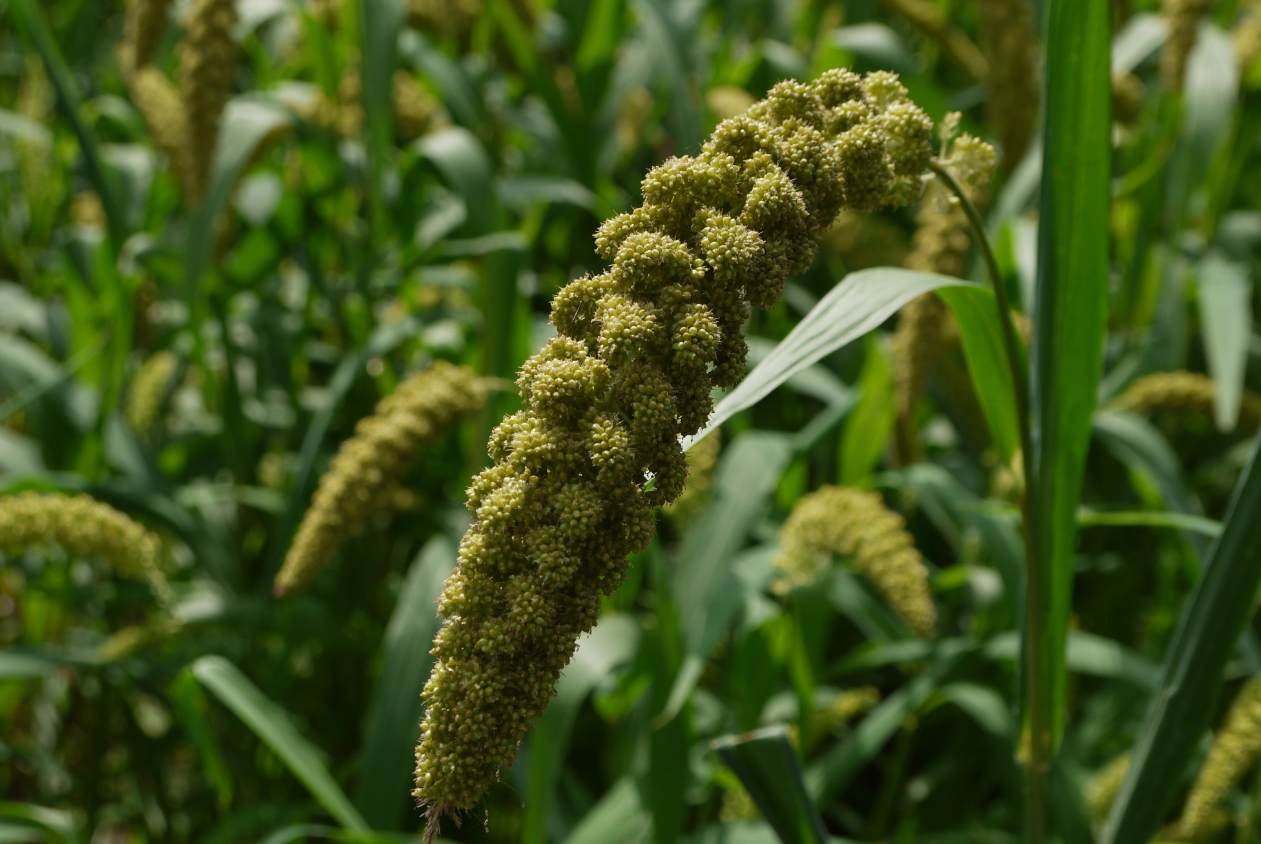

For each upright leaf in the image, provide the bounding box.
[1027,0,1112,752]
[712,726,829,844]
[192,655,369,832]
[1195,254,1252,430]
[357,538,457,830]
[1102,440,1261,844]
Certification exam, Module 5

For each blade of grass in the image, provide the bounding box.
[9,0,126,250]
[1101,439,1261,844]
[1026,10,1112,843]
[356,537,457,830]
[712,726,830,844]
[192,655,369,832]
[1196,254,1252,430]
[685,269,976,450]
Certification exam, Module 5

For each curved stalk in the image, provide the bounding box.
[928,158,1044,844]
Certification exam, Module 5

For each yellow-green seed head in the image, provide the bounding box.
[977,0,1040,168]
[1162,0,1214,90]
[178,0,238,203]
[0,492,170,605]
[1085,752,1131,820]
[811,686,881,739]
[393,70,440,142]
[274,362,486,596]
[128,65,193,196]
[1113,371,1261,432]
[1175,679,1261,840]
[774,485,936,636]
[122,0,174,74]
[1236,0,1261,71]
[414,71,935,839]
[664,430,722,525]
[126,351,178,435]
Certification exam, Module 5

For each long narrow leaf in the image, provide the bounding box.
[1102,439,1261,844]
[685,269,975,450]
[712,726,829,844]
[1027,0,1112,751]
[357,538,457,829]
[192,655,369,832]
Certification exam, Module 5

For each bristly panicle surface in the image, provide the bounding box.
[178,0,237,203]
[0,492,171,606]
[413,70,935,839]
[773,485,937,637]
[1173,679,1261,840]
[274,361,487,597]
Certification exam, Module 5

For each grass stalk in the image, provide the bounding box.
[928,157,1045,844]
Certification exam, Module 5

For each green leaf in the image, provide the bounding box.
[8,0,126,249]
[938,286,1023,464]
[0,653,55,680]
[191,655,369,832]
[1102,440,1261,844]
[1196,254,1252,430]
[0,804,78,844]
[562,777,652,844]
[185,99,292,294]
[361,0,405,240]
[262,317,422,586]
[659,433,793,724]
[1027,0,1112,752]
[522,615,641,844]
[686,269,976,451]
[712,726,829,844]
[838,336,894,487]
[357,538,457,830]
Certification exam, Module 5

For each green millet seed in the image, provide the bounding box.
[178,0,237,203]
[413,70,935,839]
[773,485,937,637]
[0,492,171,606]
[274,361,487,597]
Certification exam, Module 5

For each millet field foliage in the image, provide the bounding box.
[2,0,1261,842]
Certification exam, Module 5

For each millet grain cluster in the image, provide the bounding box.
[413,70,936,838]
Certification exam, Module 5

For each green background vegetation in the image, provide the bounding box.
[2,0,1261,842]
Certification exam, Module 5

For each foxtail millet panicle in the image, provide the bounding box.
[413,70,936,839]
[126,351,178,436]
[1234,0,1261,73]
[773,485,937,636]
[1173,679,1261,840]
[0,492,171,606]
[178,0,238,203]
[663,428,721,525]
[1112,371,1261,432]
[1085,752,1131,820]
[274,361,487,597]
[129,65,193,196]
[121,0,174,74]
[1161,0,1213,90]
[977,0,1040,169]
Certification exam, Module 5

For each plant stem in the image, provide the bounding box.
[928,158,1045,844]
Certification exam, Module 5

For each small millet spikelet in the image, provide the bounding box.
[1085,752,1131,820]
[275,361,486,597]
[663,429,722,525]
[126,351,178,436]
[773,485,937,637]
[1161,0,1214,91]
[393,71,440,142]
[0,492,170,606]
[122,0,174,73]
[413,71,935,839]
[129,65,193,195]
[1113,371,1261,432]
[178,0,238,203]
[1173,679,1261,840]
[892,126,996,462]
[1234,0,1261,75]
